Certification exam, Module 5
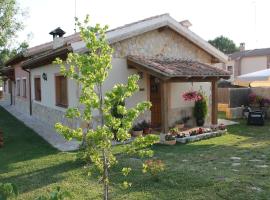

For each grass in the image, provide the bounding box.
[0,106,270,199]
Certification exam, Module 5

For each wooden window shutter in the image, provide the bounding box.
[55,75,68,107]
[23,79,27,97]
[34,77,41,101]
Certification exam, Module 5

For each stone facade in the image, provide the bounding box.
[1,93,11,106]
[32,102,67,129]
[14,97,29,115]
[112,28,212,63]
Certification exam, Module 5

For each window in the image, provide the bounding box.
[227,66,233,72]
[55,75,68,107]
[34,77,41,101]
[22,79,27,97]
[16,79,20,96]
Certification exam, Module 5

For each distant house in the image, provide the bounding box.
[227,43,270,82]
[0,14,230,133]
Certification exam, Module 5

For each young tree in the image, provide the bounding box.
[208,35,239,54]
[0,0,28,67]
[54,16,159,200]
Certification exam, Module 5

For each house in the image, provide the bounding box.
[227,43,270,82]
[0,14,230,133]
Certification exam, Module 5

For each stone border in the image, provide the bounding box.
[175,130,227,144]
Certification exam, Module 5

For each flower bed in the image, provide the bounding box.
[161,125,227,145]
[175,129,227,144]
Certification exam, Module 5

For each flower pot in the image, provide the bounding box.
[196,118,205,126]
[164,140,176,145]
[143,128,152,135]
[132,130,143,137]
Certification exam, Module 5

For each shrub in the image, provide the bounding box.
[193,93,207,120]
[143,159,165,181]
[0,183,18,200]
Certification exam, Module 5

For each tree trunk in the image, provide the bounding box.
[103,150,109,200]
[98,84,109,200]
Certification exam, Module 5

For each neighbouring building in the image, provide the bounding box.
[227,43,270,81]
[0,14,230,133]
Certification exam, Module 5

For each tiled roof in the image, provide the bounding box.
[128,55,230,78]
[229,47,270,60]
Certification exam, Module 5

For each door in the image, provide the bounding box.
[150,76,161,128]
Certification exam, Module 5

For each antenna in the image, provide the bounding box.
[253,1,258,45]
[74,0,77,33]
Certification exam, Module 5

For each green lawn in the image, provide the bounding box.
[0,106,270,200]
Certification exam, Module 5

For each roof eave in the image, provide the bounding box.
[22,46,72,69]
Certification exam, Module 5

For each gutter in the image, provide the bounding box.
[22,68,32,116]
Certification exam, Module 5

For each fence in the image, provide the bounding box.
[218,88,250,108]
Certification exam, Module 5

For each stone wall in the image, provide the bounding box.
[14,97,30,115]
[32,102,67,129]
[112,28,212,63]
[1,93,11,106]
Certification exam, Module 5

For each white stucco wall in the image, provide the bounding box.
[31,64,78,111]
[104,58,148,108]
[241,56,267,75]
[169,82,212,126]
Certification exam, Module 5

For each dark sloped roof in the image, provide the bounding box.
[230,48,270,60]
[128,55,230,79]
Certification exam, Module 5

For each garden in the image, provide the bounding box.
[1,106,270,199]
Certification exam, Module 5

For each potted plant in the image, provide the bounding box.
[164,134,176,145]
[132,123,143,137]
[141,120,152,135]
[218,123,226,130]
[169,127,178,136]
[193,93,207,126]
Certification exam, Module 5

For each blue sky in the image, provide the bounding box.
[18,0,270,50]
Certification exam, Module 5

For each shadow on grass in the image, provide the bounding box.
[1,159,82,194]
[107,135,270,200]
[0,106,59,171]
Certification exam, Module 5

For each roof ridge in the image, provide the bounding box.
[107,13,170,33]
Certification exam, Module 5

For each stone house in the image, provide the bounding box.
[1,14,230,133]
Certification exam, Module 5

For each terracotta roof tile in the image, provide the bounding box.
[128,55,230,78]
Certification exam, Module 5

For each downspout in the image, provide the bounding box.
[22,68,32,116]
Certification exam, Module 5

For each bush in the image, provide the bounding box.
[193,94,207,120]
[143,159,165,181]
[0,183,18,200]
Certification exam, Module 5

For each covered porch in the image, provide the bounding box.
[127,55,230,133]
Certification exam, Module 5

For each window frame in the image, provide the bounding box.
[34,76,41,102]
[16,78,21,96]
[55,74,68,108]
[22,78,27,98]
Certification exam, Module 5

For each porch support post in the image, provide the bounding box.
[211,80,218,125]
[161,81,169,133]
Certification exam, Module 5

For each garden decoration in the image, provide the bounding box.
[132,123,143,137]
[164,134,176,145]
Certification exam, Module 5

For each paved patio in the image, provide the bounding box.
[0,101,80,151]
[218,118,239,126]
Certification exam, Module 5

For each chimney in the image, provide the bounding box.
[240,43,245,51]
[179,20,192,29]
[49,27,66,49]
